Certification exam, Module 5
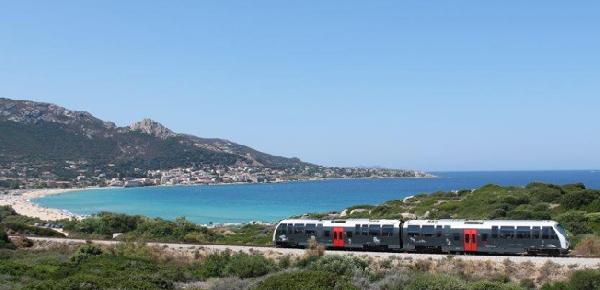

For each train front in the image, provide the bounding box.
[553,223,570,255]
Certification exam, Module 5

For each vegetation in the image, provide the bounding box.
[59,211,274,245]
[0,237,597,289]
[0,206,65,238]
[541,269,600,290]
[192,251,276,279]
[341,182,600,247]
[254,270,357,290]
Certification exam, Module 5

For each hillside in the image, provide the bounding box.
[0,98,313,180]
[0,98,427,186]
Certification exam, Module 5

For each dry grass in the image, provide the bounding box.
[304,238,325,258]
[573,235,600,256]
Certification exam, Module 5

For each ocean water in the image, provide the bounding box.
[34,171,600,224]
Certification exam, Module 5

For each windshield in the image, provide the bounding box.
[555,224,568,237]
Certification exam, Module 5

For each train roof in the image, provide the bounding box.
[277,219,559,228]
[403,219,559,228]
[277,218,401,227]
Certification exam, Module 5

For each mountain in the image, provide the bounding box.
[0,98,311,179]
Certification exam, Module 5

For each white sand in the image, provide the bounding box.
[0,188,85,221]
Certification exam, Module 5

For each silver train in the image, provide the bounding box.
[273,219,570,255]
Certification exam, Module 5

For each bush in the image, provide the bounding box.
[567,269,600,290]
[224,252,275,278]
[561,190,600,210]
[194,251,231,279]
[406,273,467,290]
[193,251,275,279]
[253,270,357,290]
[308,255,368,276]
[555,211,591,235]
[540,282,569,290]
[526,183,563,203]
[541,269,600,290]
[70,243,104,264]
[468,280,524,290]
[209,277,251,290]
[376,271,414,290]
[0,226,15,249]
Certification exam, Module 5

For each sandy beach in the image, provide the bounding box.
[0,188,85,221]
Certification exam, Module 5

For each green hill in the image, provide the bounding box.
[0,98,312,180]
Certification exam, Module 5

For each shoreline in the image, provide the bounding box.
[0,188,89,221]
[0,176,436,223]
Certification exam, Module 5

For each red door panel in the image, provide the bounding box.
[463,229,477,252]
[333,227,345,248]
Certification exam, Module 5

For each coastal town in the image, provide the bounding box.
[0,162,432,190]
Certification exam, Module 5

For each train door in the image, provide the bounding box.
[463,229,477,252]
[333,227,345,248]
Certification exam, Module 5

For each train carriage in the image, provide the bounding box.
[273,219,403,251]
[402,220,570,255]
[274,218,570,256]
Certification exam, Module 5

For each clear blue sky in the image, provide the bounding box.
[1,1,599,171]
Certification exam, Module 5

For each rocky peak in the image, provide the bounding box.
[0,97,116,129]
[128,118,177,139]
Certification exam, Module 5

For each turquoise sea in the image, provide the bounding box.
[34,171,600,224]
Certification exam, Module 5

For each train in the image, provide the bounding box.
[273,219,570,256]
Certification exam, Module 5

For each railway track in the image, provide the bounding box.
[12,236,600,267]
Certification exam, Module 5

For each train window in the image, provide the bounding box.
[453,233,460,241]
[362,224,369,236]
[542,227,551,239]
[276,223,286,234]
[516,226,530,239]
[294,224,304,234]
[422,225,434,237]
[481,233,488,242]
[355,225,360,235]
[382,225,394,237]
[347,231,353,238]
[287,224,293,234]
[369,225,381,236]
[547,227,558,239]
[464,234,470,243]
[305,224,316,235]
[436,226,443,237]
[500,226,514,239]
[532,227,540,239]
[323,230,330,237]
[491,226,498,239]
[407,225,420,238]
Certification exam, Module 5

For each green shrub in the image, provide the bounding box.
[253,270,357,290]
[406,273,467,290]
[526,183,564,203]
[567,269,600,290]
[223,252,275,278]
[468,280,524,290]
[561,190,600,210]
[193,251,231,279]
[70,243,104,264]
[555,211,592,235]
[0,225,15,249]
[307,255,368,276]
[540,282,569,290]
[193,251,274,279]
[541,269,600,290]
